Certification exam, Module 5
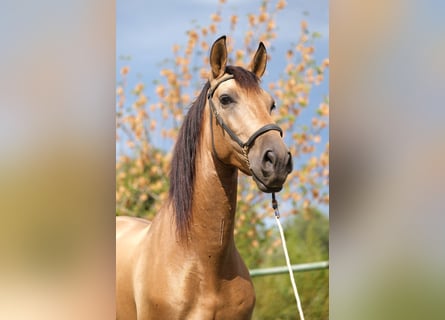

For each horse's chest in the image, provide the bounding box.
[141,274,255,319]
[183,276,255,319]
[186,285,255,320]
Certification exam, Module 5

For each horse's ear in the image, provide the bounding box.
[210,35,228,79]
[248,42,267,78]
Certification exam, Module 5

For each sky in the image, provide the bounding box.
[117,0,328,86]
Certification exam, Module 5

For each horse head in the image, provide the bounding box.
[207,36,293,192]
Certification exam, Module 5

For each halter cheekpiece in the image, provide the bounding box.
[207,74,283,169]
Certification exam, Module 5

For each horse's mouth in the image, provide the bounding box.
[251,171,283,193]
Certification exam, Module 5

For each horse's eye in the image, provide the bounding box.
[219,94,233,106]
[270,103,277,113]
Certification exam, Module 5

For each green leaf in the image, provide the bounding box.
[312,31,322,39]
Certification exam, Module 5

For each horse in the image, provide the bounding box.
[116,36,293,320]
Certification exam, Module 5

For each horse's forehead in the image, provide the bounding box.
[238,85,273,107]
[216,78,272,103]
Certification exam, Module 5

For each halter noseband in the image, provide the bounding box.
[207,74,283,168]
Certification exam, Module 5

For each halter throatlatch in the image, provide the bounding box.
[207,74,283,169]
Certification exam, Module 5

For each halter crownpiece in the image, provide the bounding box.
[207,74,283,168]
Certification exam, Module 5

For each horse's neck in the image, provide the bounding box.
[175,95,241,264]
[188,145,238,260]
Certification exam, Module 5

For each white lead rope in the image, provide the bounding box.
[272,193,305,320]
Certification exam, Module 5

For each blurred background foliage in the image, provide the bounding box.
[116,0,328,318]
[253,209,328,319]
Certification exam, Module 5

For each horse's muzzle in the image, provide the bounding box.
[249,135,293,193]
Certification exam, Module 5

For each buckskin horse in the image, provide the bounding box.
[116,36,293,320]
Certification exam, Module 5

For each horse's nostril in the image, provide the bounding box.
[263,150,276,166]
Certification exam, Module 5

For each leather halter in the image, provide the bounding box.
[207,74,283,168]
